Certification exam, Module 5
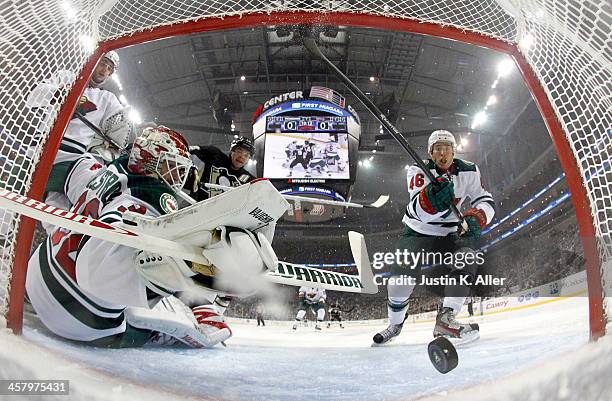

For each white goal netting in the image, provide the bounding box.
[0,0,610,334]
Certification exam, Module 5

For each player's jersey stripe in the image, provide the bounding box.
[39,241,125,330]
[60,136,87,153]
[471,195,495,205]
[76,213,122,254]
[44,241,124,316]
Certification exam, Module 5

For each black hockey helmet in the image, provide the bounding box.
[230,136,255,155]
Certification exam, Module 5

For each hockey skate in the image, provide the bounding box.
[433,307,479,344]
[372,323,403,346]
[315,322,322,331]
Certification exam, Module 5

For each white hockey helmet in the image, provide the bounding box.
[128,126,193,191]
[103,50,119,72]
[428,130,456,153]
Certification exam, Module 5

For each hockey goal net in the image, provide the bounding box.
[0,1,610,338]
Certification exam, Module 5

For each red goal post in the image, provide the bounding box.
[1,2,609,339]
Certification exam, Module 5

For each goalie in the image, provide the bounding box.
[25,126,274,348]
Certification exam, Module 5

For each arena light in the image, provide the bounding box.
[486,95,497,106]
[111,74,123,91]
[230,122,236,131]
[369,76,376,82]
[491,79,499,89]
[460,137,468,147]
[240,75,246,81]
[128,109,142,124]
[471,110,487,129]
[118,94,128,105]
[497,58,515,78]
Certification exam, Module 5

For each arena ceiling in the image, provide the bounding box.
[107,25,552,230]
[112,25,535,159]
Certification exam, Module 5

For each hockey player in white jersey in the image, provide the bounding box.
[306,143,327,177]
[283,140,298,168]
[26,51,136,232]
[293,286,326,331]
[373,130,495,345]
[324,141,341,175]
[26,126,232,348]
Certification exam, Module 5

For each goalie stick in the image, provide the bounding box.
[302,34,467,232]
[204,183,389,209]
[0,188,377,294]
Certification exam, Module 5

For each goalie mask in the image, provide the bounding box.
[128,126,193,191]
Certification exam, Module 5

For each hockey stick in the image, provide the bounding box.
[302,36,467,231]
[204,183,389,209]
[0,188,377,294]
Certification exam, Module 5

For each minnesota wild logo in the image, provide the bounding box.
[75,95,97,115]
[159,193,178,214]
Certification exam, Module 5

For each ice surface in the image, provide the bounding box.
[1,297,610,401]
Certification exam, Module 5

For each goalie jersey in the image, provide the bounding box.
[26,154,180,342]
[403,158,495,236]
[299,286,326,304]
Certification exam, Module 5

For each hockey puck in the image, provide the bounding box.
[428,337,458,374]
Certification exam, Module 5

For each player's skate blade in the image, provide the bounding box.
[371,324,402,346]
[435,323,480,346]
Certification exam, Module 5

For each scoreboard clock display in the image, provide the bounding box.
[266,116,347,133]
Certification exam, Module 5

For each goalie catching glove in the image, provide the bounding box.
[134,225,279,297]
[419,176,455,214]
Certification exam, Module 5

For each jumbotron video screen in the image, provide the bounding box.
[263,116,350,180]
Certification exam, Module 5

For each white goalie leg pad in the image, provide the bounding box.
[127,296,230,348]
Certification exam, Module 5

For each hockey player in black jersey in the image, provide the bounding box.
[186,136,256,201]
[327,302,345,329]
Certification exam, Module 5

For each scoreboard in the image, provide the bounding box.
[266,116,347,133]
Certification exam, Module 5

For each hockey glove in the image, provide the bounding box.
[461,208,487,238]
[419,176,455,214]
